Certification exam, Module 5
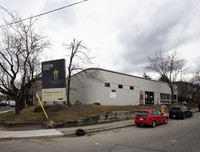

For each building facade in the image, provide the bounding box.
[174,81,200,104]
[70,68,177,105]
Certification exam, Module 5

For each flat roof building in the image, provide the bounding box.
[70,68,177,105]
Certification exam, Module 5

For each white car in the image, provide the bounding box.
[0,100,9,106]
[9,100,16,107]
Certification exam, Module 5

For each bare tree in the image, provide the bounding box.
[191,70,200,84]
[145,51,185,104]
[0,8,50,114]
[189,69,200,104]
[142,73,151,80]
[63,39,93,106]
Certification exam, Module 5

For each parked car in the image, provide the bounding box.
[9,100,15,107]
[135,109,168,128]
[169,105,193,119]
[0,100,9,106]
[198,103,200,112]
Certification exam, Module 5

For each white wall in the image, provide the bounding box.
[70,68,175,105]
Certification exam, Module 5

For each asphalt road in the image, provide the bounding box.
[0,112,200,152]
[0,106,15,114]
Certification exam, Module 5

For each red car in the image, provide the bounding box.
[135,109,168,128]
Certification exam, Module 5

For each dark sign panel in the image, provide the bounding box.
[42,59,66,89]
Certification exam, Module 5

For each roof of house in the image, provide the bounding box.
[74,67,168,84]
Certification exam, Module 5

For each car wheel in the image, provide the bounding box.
[152,121,156,128]
[136,124,140,127]
[164,118,168,124]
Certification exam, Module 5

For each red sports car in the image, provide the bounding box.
[135,109,168,128]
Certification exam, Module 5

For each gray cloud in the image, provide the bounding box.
[116,0,200,74]
[41,0,76,28]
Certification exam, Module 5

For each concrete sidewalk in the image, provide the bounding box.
[0,129,64,140]
[0,119,135,140]
[57,119,135,136]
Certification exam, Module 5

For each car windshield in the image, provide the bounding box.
[137,111,148,116]
[180,106,188,110]
[170,107,180,110]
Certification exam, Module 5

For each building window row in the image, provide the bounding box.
[104,82,134,90]
[105,82,110,87]
[118,84,123,89]
[160,93,177,100]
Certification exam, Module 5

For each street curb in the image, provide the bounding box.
[62,123,135,137]
[0,134,64,141]
[0,123,134,141]
[0,129,64,141]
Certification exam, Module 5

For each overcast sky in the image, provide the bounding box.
[0,0,200,79]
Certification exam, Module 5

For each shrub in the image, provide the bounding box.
[94,102,101,106]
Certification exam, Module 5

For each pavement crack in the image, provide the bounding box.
[108,144,117,152]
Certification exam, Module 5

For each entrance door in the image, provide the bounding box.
[145,91,154,104]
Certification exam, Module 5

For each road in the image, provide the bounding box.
[0,112,200,152]
[0,106,15,114]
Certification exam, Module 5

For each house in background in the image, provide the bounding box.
[70,68,177,105]
[0,93,4,101]
[174,81,200,104]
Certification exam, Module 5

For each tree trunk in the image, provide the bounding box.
[170,86,174,104]
[67,77,72,107]
[15,98,20,115]
[20,98,25,111]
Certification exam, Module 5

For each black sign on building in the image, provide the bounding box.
[42,59,66,89]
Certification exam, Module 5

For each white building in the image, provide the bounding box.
[70,68,177,105]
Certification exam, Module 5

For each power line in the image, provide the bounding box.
[0,0,88,28]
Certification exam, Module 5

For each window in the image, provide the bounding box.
[150,111,157,115]
[105,83,110,87]
[180,106,187,110]
[171,107,179,111]
[167,94,170,100]
[118,84,123,89]
[111,89,116,92]
[164,94,167,99]
[160,93,164,99]
[137,111,148,116]
[174,95,177,100]
[156,111,162,115]
[130,86,134,90]
[169,94,172,100]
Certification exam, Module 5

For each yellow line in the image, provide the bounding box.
[36,94,48,119]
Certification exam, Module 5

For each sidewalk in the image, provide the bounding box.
[57,119,135,136]
[0,119,135,140]
[0,129,64,139]
[0,108,199,140]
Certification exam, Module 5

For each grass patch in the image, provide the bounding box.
[0,106,45,123]
[0,104,158,123]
